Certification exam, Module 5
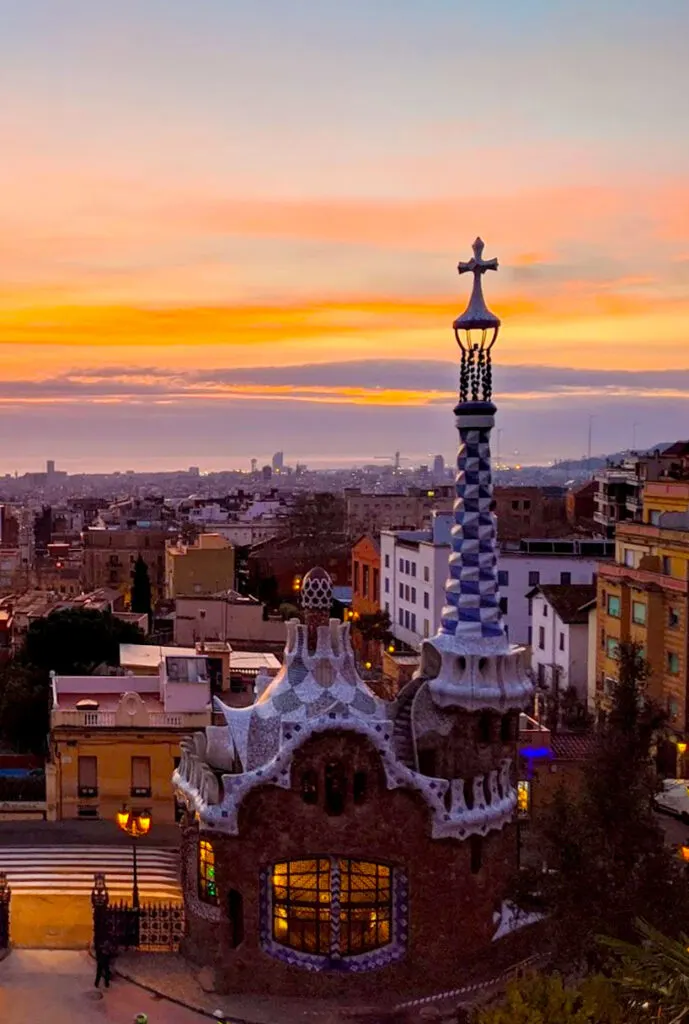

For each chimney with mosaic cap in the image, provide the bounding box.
[300,565,333,647]
[416,240,533,711]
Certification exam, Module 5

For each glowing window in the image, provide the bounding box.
[271,858,392,957]
[517,780,530,817]
[199,839,219,905]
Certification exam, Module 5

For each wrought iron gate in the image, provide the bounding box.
[91,872,184,953]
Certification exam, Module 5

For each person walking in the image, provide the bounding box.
[94,937,115,989]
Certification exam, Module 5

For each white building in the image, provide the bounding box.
[381,513,612,650]
[528,584,596,705]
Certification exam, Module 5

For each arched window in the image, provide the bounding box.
[500,713,512,743]
[301,769,319,805]
[271,858,392,957]
[198,838,219,905]
[325,762,347,815]
[477,712,492,745]
[353,771,367,805]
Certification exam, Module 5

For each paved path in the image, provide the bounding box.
[0,819,181,846]
[0,845,182,897]
[0,950,210,1024]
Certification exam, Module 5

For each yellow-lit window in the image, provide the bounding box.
[271,858,392,957]
[517,780,530,817]
[199,839,219,905]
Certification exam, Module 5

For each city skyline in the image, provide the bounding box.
[1,1,688,468]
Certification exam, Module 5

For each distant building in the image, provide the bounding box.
[528,584,596,709]
[596,478,689,761]
[566,479,597,528]
[165,533,235,599]
[82,526,173,596]
[381,513,611,650]
[46,460,55,477]
[344,487,452,537]
[271,451,284,473]
[50,650,212,823]
[173,592,286,650]
[593,443,689,537]
[492,486,568,541]
[261,465,272,482]
[432,454,445,481]
[351,536,381,618]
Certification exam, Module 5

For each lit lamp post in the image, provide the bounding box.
[116,806,151,908]
[678,742,687,779]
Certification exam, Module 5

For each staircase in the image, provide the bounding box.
[393,681,422,769]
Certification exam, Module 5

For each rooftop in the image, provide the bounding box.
[531,584,597,625]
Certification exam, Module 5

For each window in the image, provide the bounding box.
[404,560,410,574]
[527,626,532,645]
[624,548,635,568]
[301,770,318,805]
[538,626,545,650]
[131,756,151,797]
[399,558,404,572]
[404,585,410,601]
[423,566,430,582]
[662,556,672,576]
[649,509,661,525]
[199,839,219,905]
[499,597,508,614]
[411,587,416,604]
[511,500,519,511]
[423,619,430,638]
[227,889,244,948]
[559,632,565,652]
[362,565,369,598]
[404,610,410,629]
[410,613,416,632]
[498,570,509,587]
[384,554,390,569]
[373,568,379,598]
[524,500,531,511]
[398,608,403,625]
[385,601,389,614]
[537,663,546,686]
[411,563,417,578]
[478,712,492,745]
[353,563,360,592]
[600,627,605,648]
[669,607,680,628]
[500,714,512,743]
[270,858,393,957]
[517,780,530,817]
[543,604,548,618]
[325,762,347,816]
[470,836,482,874]
[78,755,98,798]
[528,571,540,587]
[632,601,646,625]
[560,571,571,585]
[668,651,681,675]
[353,771,367,805]
[607,594,621,617]
[606,637,619,659]
[528,598,533,617]
[399,582,404,599]
[385,577,390,594]
[423,592,429,609]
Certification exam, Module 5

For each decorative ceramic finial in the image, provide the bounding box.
[454,238,501,404]
[300,566,333,648]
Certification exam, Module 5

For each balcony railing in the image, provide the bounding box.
[51,709,210,729]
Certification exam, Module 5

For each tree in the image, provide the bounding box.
[472,972,624,1024]
[20,608,146,676]
[512,641,689,968]
[603,919,689,1023]
[0,662,50,753]
[130,555,152,616]
[355,610,392,646]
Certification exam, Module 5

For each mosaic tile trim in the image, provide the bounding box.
[258,860,408,973]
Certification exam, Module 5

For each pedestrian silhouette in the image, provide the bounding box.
[94,937,115,989]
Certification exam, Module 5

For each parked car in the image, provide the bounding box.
[654,779,689,823]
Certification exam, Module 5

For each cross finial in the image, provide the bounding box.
[458,237,499,279]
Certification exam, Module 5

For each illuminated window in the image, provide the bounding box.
[632,601,646,625]
[270,858,393,958]
[606,637,619,659]
[199,839,219,905]
[517,780,530,817]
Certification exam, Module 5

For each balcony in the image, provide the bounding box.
[599,560,689,594]
[51,709,210,729]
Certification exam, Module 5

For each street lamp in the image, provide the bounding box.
[116,805,151,908]
[678,741,687,779]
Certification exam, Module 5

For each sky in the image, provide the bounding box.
[1,0,688,473]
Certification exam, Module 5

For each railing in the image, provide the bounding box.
[92,873,183,953]
[0,773,46,802]
[52,709,209,729]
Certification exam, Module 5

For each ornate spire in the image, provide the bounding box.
[440,240,507,653]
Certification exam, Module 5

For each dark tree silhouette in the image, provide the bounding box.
[130,555,152,616]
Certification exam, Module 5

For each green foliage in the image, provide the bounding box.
[512,641,689,968]
[278,602,301,621]
[603,919,689,1023]
[0,662,49,754]
[472,972,625,1024]
[20,608,145,675]
[355,610,392,645]
[130,554,152,616]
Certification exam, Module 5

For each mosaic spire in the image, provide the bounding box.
[439,239,508,654]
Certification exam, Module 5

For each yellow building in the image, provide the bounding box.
[165,533,235,598]
[50,652,212,823]
[596,480,689,756]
